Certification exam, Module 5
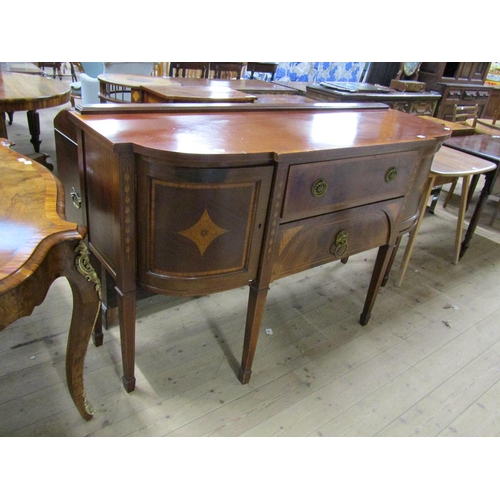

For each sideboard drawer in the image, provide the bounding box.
[281,150,420,221]
[272,198,404,280]
[448,89,463,100]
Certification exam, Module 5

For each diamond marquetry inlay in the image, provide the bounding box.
[179,209,228,257]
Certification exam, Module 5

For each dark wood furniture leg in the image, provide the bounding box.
[117,288,137,392]
[26,109,41,153]
[238,283,270,384]
[381,237,402,287]
[0,113,7,139]
[360,244,395,326]
[460,168,498,259]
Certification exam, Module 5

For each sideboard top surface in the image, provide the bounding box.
[68,107,451,159]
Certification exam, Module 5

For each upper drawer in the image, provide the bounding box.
[282,150,420,221]
[447,89,463,100]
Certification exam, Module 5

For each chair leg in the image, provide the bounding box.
[443,179,458,208]
[396,177,435,287]
[466,174,480,210]
[454,175,470,265]
[428,186,442,214]
[489,197,500,226]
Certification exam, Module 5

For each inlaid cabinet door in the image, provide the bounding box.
[136,157,273,295]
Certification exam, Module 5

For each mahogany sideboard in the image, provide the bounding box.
[54,103,450,392]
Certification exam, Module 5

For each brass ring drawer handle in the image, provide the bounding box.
[331,229,348,258]
[385,167,398,183]
[311,178,328,197]
[70,187,82,209]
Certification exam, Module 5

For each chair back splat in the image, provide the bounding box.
[452,103,479,126]
[168,62,209,78]
[209,62,245,80]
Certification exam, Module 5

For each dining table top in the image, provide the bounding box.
[417,115,476,136]
[0,72,70,112]
[445,134,500,163]
[141,84,258,103]
[471,118,500,136]
[0,62,44,75]
[97,74,299,94]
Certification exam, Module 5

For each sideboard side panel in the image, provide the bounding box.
[81,133,123,276]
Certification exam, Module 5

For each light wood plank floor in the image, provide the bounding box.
[2,104,500,437]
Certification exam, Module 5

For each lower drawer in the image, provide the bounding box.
[271,198,404,280]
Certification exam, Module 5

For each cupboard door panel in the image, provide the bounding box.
[137,159,273,294]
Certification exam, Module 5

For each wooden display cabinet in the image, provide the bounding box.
[483,87,500,119]
[419,62,493,119]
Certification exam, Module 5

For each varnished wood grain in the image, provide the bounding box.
[0,72,70,113]
[0,142,100,420]
[0,72,70,151]
[0,140,78,290]
[142,85,258,103]
[0,62,44,75]
[71,107,449,156]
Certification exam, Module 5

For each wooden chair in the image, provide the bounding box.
[452,103,479,125]
[169,62,209,78]
[70,62,83,82]
[428,103,480,212]
[36,62,63,80]
[396,146,496,286]
[209,62,245,79]
[247,62,278,81]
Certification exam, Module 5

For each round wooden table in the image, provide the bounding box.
[0,72,70,152]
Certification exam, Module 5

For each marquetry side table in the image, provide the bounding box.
[0,140,101,420]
